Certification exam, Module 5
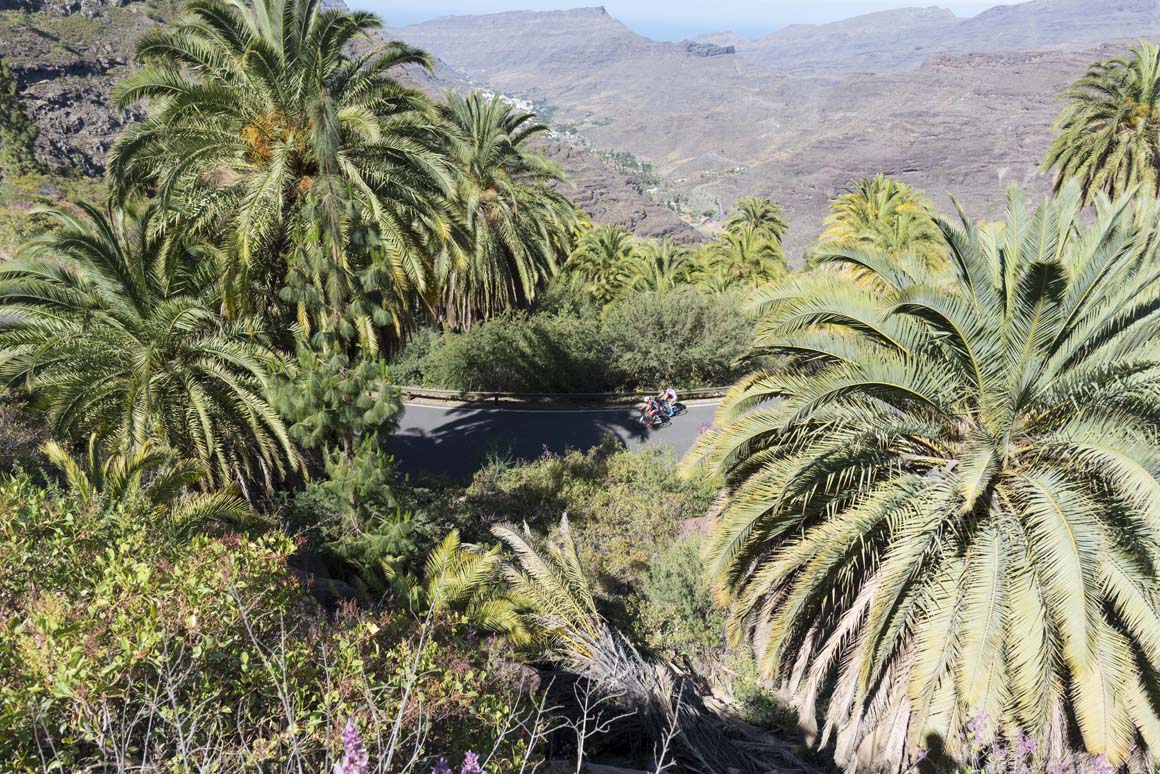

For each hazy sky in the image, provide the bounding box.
[374,0,1007,40]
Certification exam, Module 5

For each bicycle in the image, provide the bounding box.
[638,399,670,429]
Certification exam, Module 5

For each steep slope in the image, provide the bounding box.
[391,7,787,175]
[709,46,1106,257]
[0,0,175,171]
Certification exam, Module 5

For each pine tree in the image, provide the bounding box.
[0,56,42,178]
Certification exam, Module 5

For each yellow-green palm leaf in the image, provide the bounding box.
[683,183,1160,769]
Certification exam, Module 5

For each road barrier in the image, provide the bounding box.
[400,385,729,404]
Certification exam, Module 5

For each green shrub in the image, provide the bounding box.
[391,286,752,392]
[602,286,753,389]
[421,313,611,393]
[390,325,441,386]
[0,477,537,771]
[635,534,725,662]
[0,173,105,256]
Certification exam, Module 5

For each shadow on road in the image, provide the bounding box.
[391,402,656,481]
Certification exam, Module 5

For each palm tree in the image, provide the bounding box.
[816,173,944,266]
[1044,41,1160,203]
[699,224,787,288]
[0,203,299,492]
[682,185,1160,769]
[725,197,788,243]
[390,529,529,642]
[108,0,453,326]
[627,237,696,293]
[436,91,579,330]
[566,224,636,305]
[43,436,258,535]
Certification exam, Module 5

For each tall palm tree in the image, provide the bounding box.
[627,237,696,293]
[816,173,944,266]
[725,197,788,243]
[436,91,579,330]
[566,224,636,305]
[108,0,453,327]
[0,204,299,492]
[682,185,1160,770]
[1044,41,1160,204]
[700,224,787,288]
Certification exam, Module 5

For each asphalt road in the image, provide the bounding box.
[391,399,721,480]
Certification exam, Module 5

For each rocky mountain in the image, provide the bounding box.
[727,0,1160,75]
[0,0,697,241]
[0,0,167,172]
[388,1,1155,256]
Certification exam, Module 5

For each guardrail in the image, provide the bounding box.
[400,385,729,404]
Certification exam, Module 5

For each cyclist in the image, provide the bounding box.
[657,387,678,416]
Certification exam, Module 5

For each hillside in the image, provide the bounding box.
[389,2,1146,255]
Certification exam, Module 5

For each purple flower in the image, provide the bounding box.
[1011,730,1039,774]
[336,719,368,774]
[431,758,454,774]
[1084,754,1115,774]
[460,751,483,774]
[966,712,990,746]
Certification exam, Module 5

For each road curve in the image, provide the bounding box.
[391,399,721,480]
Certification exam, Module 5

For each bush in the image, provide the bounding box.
[390,325,441,386]
[635,534,725,662]
[0,476,539,771]
[392,287,753,392]
[421,313,611,393]
[602,287,753,389]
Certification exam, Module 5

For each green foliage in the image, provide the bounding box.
[1045,41,1160,203]
[601,286,753,389]
[634,534,724,662]
[396,287,752,392]
[684,184,1160,768]
[627,237,698,292]
[274,347,413,590]
[43,435,259,536]
[566,223,636,305]
[411,439,715,612]
[724,197,788,242]
[438,91,579,329]
[0,203,299,490]
[416,313,610,392]
[0,477,535,771]
[815,172,944,265]
[0,173,105,256]
[109,0,451,324]
[0,390,45,477]
[0,55,41,179]
[276,348,401,456]
[565,199,790,309]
